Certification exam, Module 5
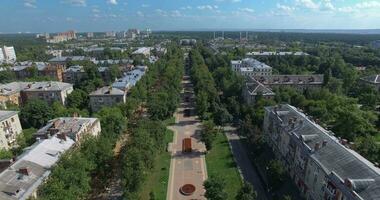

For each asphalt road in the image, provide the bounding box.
[224,127,270,200]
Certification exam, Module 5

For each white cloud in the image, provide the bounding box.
[92,8,100,13]
[155,9,168,16]
[171,10,182,17]
[355,1,380,9]
[180,6,192,10]
[239,7,254,13]
[63,0,86,7]
[197,5,218,10]
[296,0,319,10]
[107,0,117,5]
[66,17,74,22]
[142,4,150,8]
[137,11,144,17]
[24,0,36,8]
[276,3,295,13]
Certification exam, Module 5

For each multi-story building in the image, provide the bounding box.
[370,40,380,49]
[12,63,64,81]
[46,30,76,43]
[112,66,147,91]
[48,56,95,67]
[242,76,275,104]
[246,51,309,57]
[132,47,151,57]
[231,58,272,76]
[359,75,380,91]
[105,31,116,37]
[89,86,126,112]
[263,104,380,200]
[0,117,101,200]
[0,82,73,106]
[0,46,17,63]
[252,74,324,91]
[87,32,94,38]
[0,111,22,150]
[62,65,86,84]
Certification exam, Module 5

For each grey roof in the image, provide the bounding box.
[252,74,324,85]
[89,86,125,96]
[64,65,84,73]
[0,82,29,96]
[0,110,18,122]
[241,58,272,69]
[21,82,72,92]
[246,51,309,56]
[360,75,380,84]
[246,79,275,96]
[112,67,146,90]
[266,104,380,200]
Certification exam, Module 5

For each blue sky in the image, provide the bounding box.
[0,0,380,33]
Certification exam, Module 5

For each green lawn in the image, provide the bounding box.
[139,129,173,200]
[206,133,243,200]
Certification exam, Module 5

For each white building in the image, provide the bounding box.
[0,117,101,200]
[0,111,22,150]
[0,46,17,63]
[264,104,380,200]
[231,58,272,76]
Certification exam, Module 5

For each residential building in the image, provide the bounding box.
[231,58,272,76]
[242,76,275,104]
[105,31,116,37]
[252,74,324,91]
[87,32,94,38]
[12,63,64,81]
[0,46,17,63]
[180,39,197,46]
[48,56,95,66]
[370,40,380,49]
[46,30,76,43]
[132,47,151,57]
[0,117,100,200]
[89,86,126,112]
[246,51,309,57]
[112,66,147,91]
[263,104,380,200]
[63,65,112,84]
[0,82,73,106]
[0,111,22,150]
[359,75,380,91]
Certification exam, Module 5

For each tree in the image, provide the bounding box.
[354,136,379,163]
[267,159,286,190]
[236,182,257,200]
[0,149,13,159]
[20,99,54,128]
[66,89,89,109]
[203,176,227,200]
[201,120,218,151]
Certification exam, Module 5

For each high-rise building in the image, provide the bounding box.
[0,46,17,63]
[87,32,94,38]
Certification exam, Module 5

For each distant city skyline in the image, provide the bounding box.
[1,0,380,33]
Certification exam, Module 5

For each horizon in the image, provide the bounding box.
[1,0,380,33]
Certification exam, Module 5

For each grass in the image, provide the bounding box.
[375,133,380,143]
[139,129,173,200]
[206,133,243,200]
[162,116,176,126]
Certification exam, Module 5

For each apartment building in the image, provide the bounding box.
[246,51,309,57]
[89,86,126,112]
[243,77,275,104]
[0,46,17,63]
[48,56,95,67]
[63,65,113,84]
[359,75,380,91]
[0,111,22,150]
[112,66,147,91]
[12,62,64,81]
[0,82,73,106]
[0,117,100,200]
[132,47,151,57]
[252,74,324,91]
[231,58,272,76]
[263,104,380,200]
[46,30,76,43]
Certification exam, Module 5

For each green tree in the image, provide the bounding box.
[201,120,218,151]
[267,159,286,190]
[20,99,54,128]
[66,89,89,109]
[236,182,257,200]
[204,176,227,200]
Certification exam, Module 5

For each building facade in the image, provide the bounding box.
[242,76,275,104]
[263,104,380,200]
[12,63,64,81]
[0,46,17,63]
[359,75,380,91]
[89,86,126,112]
[0,82,73,106]
[0,111,22,150]
[0,117,100,200]
[252,74,324,91]
[231,58,272,76]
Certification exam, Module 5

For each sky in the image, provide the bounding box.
[0,0,380,33]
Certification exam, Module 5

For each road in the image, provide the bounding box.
[166,75,208,200]
[224,127,270,200]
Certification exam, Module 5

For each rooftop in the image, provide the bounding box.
[246,51,309,56]
[89,86,125,96]
[112,66,147,90]
[252,74,324,85]
[360,75,380,84]
[0,110,18,122]
[0,82,72,96]
[266,104,380,199]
